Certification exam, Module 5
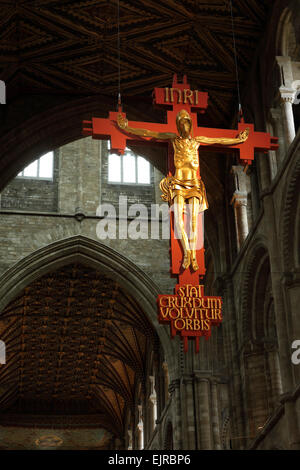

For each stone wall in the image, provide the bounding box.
[0,151,59,212]
[0,136,175,295]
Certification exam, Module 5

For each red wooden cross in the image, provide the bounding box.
[83,75,278,287]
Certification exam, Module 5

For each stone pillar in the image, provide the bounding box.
[267,348,283,407]
[169,379,182,449]
[270,107,286,165]
[162,361,170,405]
[181,376,197,449]
[137,404,144,450]
[149,375,157,428]
[196,378,213,449]
[170,372,229,450]
[231,166,249,251]
[231,193,248,250]
[280,93,296,147]
[249,164,260,220]
[276,57,296,149]
[260,199,294,395]
[211,381,222,449]
[128,429,133,450]
[221,275,245,449]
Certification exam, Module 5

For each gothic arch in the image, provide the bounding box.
[280,156,300,272]
[276,7,295,57]
[0,235,177,376]
[0,96,167,193]
[239,239,270,346]
[239,240,282,438]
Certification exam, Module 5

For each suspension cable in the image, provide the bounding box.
[117,0,121,109]
[229,0,242,121]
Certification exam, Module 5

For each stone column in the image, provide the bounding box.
[270,107,286,165]
[181,376,197,449]
[137,404,144,449]
[221,275,245,449]
[211,381,222,449]
[162,361,170,405]
[127,429,133,450]
[231,193,248,250]
[194,377,213,449]
[280,93,296,147]
[231,166,249,251]
[149,375,157,428]
[267,347,283,407]
[169,379,182,449]
[276,57,296,149]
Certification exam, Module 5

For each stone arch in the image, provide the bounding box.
[280,156,300,273]
[276,7,299,58]
[0,96,167,192]
[0,235,177,377]
[240,239,270,346]
[252,253,273,342]
[239,240,282,438]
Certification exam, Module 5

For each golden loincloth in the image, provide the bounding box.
[160,176,209,212]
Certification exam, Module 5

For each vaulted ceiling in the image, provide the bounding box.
[0,264,157,440]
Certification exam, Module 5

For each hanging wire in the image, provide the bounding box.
[229,0,242,121]
[117,0,121,109]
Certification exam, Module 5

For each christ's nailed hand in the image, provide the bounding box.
[238,127,249,142]
[117,114,128,130]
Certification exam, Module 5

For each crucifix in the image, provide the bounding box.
[83,74,278,287]
[83,75,278,351]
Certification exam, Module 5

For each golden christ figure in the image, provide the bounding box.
[117,110,249,272]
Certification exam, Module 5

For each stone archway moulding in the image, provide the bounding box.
[0,235,177,375]
[280,156,300,272]
[239,238,270,347]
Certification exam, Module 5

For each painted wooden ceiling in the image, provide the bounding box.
[0,264,157,438]
[0,0,274,127]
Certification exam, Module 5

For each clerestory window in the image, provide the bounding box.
[17,151,54,180]
[107,142,150,185]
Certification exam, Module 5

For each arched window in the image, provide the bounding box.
[108,143,150,185]
[17,152,54,180]
[241,247,282,439]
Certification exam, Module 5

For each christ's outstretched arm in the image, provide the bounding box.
[195,128,249,145]
[117,114,176,140]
